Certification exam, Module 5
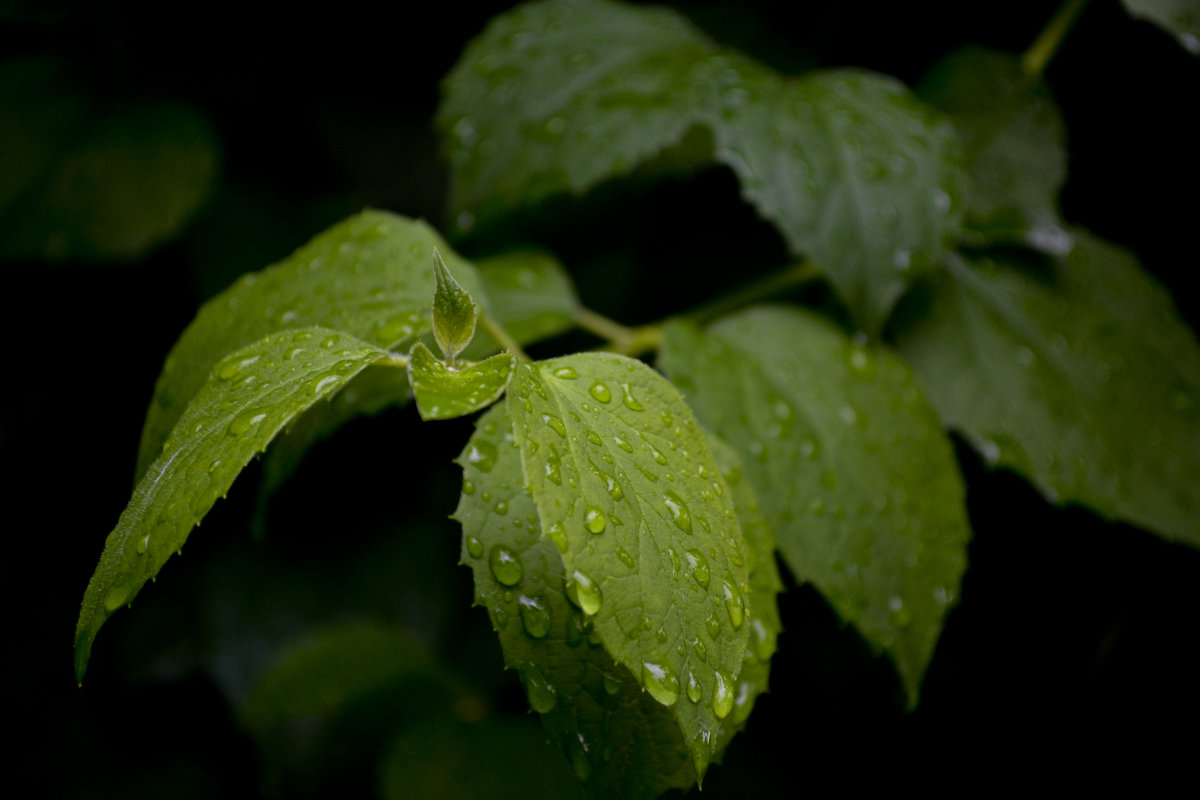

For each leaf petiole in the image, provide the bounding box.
[479,311,531,362]
[1021,0,1090,78]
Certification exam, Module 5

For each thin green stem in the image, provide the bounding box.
[1021,0,1090,78]
[376,352,410,368]
[576,307,636,343]
[480,311,531,362]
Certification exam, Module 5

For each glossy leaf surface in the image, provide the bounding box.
[892,233,1200,545]
[407,343,513,421]
[454,405,696,797]
[660,309,970,704]
[76,328,390,680]
[439,0,966,331]
[919,46,1069,251]
[135,211,485,479]
[504,353,751,771]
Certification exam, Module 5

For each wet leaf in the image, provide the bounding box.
[660,309,970,705]
[407,343,514,421]
[432,248,479,362]
[892,232,1200,546]
[1121,0,1200,54]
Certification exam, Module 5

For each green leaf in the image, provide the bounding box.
[432,248,478,362]
[466,249,580,356]
[378,712,584,800]
[702,434,781,746]
[240,621,431,729]
[76,327,391,681]
[919,46,1069,251]
[504,353,751,773]
[454,405,696,797]
[891,232,1200,546]
[135,211,486,479]
[407,342,514,421]
[0,57,218,262]
[1121,0,1200,53]
[438,0,966,332]
[659,309,971,705]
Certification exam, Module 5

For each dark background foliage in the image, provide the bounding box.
[5,0,1197,795]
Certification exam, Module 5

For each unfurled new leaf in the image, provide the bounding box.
[407,342,513,421]
[135,211,486,479]
[76,328,391,681]
[455,405,696,798]
[892,233,1200,546]
[660,309,970,705]
[431,248,478,362]
[438,0,966,331]
[504,353,751,774]
[919,47,1069,251]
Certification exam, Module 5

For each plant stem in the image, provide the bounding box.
[376,352,410,368]
[480,311,531,362]
[575,307,636,343]
[1021,0,1090,78]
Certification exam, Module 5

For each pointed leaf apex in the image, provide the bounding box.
[432,248,478,363]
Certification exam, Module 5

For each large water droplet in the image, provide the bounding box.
[543,413,567,438]
[616,546,635,568]
[722,580,745,629]
[589,381,612,403]
[546,521,568,553]
[663,491,693,533]
[544,451,563,485]
[570,570,602,615]
[488,545,523,586]
[465,439,498,473]
[461,478,476,496]
[613,435,634,453]
[552,365,579,379]
[228,408,268,436]
[642,662,680,706]
[621,383,645,411]
[215,353,261,380]
[524,665,557,713]
[685,549,710,588]
[584,505,607,534]
[711,671,734,719]
[519,595,551,638]
[465,536,483,558]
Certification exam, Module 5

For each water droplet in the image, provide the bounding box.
[687,671,703,703]
[706,612,721,639]
[135,532,150,555]
[616,546,635,568]
[663,491,693,533]
[750,617,774,660]
[525,665,557,713]
[888,595,912,627]
[228,408,268,436]
[543,413,567,438]
[570,570,602,615]
[466,536,483,558]
[461,478,476,496]
[215,354,261,380]
[465,439,498,473]
[519,595,551,638]
[569,733,590,781]
[603,674,621,695]
[543,451,563,485]
[552,365,578,379]
[588,381,612,403]
[642,662,680,706]
[723,580,745,629]
[685,549,710,588]
[544,520,569,552]
[712,671,734,719]
[488,545,523,586]
[613,435,634,453]
[103,582,134,613]
[582,505,607,534]
[621,383,645,411]
[846,337,877,380]
[320,335,340,348]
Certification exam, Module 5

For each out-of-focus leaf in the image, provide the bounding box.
[919,46,1069,252]
[892,231,1200,546]
[1121,0,1200,54]
[660,309,970,705]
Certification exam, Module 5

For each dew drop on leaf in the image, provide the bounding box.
[686,671,702,704]
[712,671,734,720]
[569,569,602,615]
[588,380,612,403]
[466,536,484,559]
[621,383,645,411]
[524,664,558,713]
[641,661,680,706]
[519,595,551,638]
[685,549,710,588]
[488,545,523,586]
[663,490,693,533]
[722,579,745,629]
[584,505,607,534]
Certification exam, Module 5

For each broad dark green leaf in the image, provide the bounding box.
[660,309,970,705]
[240,621,431,729]
[135,211,486,479]
[432,248,479,362]
[919,47,1069,251]
[407,343,514,420]
[891,232,1200,546]
[1121,0,1200,53]
[378,712,584,800]
[0,56,218,262]
[454,405,696,797]
[439,0,966,332]
[505,353,751,772]
[76,327,393,681]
